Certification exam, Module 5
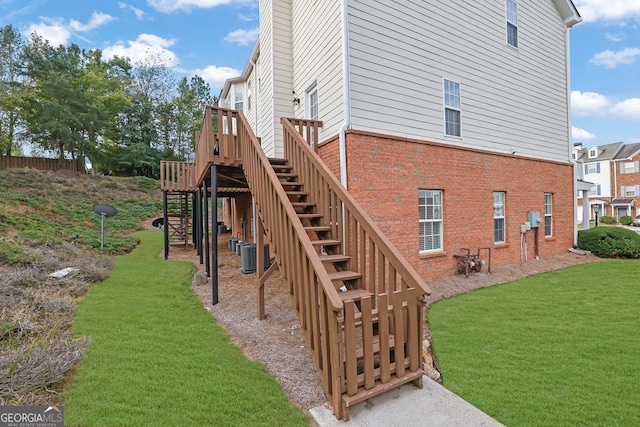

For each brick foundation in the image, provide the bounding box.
[319,130,575,281]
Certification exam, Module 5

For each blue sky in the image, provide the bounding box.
[1,0,639,148]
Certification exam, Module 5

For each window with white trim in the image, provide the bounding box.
[494,192,506,243]
[584,163,600,175]
[247,80,252,111]
[234,87,244,111]
[588,149,597,158]
[443,79,461,137]
[589,184,601,196]
[506,0,518,47]
[419,190,443,252]
[544,193,553,237]
[306,84,318,120]
[620,161,639,174]
[621,185,640,197]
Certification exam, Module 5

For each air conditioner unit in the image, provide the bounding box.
[241,244,270,274]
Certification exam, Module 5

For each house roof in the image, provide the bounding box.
[613,143,640,160]
[574,142,624,162]
[611,199,634,206]
[554,0,582,27]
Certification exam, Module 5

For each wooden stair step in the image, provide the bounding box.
[277,172,297,178]
[286,190,308,197]
[312,239,341,247]
[337,287,370,300]
[291,201,316,208]
[320,254,351,263]
[352,335,396,360]
[298,213,324,220]
[280,181,303,187]
[304,225,332,232]
[268,157,288,165]
[330,270,362,282]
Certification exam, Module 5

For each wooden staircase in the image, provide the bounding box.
[163,107,432,421]
[271,157,370,304]
[164,191,192,246]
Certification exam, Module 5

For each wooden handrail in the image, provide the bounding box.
[281,118,431,297]
[233,109,343,311]
[160,161,196,192]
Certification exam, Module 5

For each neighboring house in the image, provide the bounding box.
[221,0,582,279]
[573,142,623,221]
[612,143,640,219]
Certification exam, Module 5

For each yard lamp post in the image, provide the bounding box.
[593,204,600,227]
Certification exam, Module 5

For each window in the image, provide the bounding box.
[419,190,443,252]
[247,80,252,111]
[234,87,244,111]
[588,149,597,158]
[506,0,518,47]
[493,192,506,243]
[584,163,600,175]
[444,79,461,137]
[621,161,639,174]
[589,184,601,196]
[621,185,640,197]
[544,193,553,237]
[307,84,318,120]
[572,152,577,160]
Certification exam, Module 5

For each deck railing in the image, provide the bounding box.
[194,107,242,185]
[159,161,196,192]
[281,117,431,417]
[184,106,431,420]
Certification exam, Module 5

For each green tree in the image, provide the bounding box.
[0,25,26,156]
[22,36,85,166]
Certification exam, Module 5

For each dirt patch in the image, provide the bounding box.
[165,233,601,412]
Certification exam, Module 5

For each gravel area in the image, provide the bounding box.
[163,229,601,412]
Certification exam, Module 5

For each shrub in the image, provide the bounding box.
[578,226,640,258]
[619,215,633,226]
[599,215,616,224]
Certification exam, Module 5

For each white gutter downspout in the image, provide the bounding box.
[339,0,351,189]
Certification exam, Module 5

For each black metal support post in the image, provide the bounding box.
[211,165,218,306]
[191,194,197,247]
[196,188,203,264]
[203,181,211,277]
[162,191,169,260]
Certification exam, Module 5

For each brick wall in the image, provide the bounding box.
[322,130,575,281]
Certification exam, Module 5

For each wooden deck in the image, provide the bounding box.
[160,106,431,420]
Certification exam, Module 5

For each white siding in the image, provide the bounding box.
[271,0,294,158]
[291,0,344,141]
[347,0,571,162]
[258,0,275,157]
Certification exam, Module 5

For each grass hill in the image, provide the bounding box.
[0,168,162,405]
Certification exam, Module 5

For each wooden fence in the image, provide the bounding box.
[0,156,85,173]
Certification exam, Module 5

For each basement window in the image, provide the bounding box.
[419,189,443,252]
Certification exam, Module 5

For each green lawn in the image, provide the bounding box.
[65,230,309,426]
[429,260,640,426]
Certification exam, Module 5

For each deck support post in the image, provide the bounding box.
[203,181,210,277]
[211,164,218,306]
[196,188,203,264]
[191,194,197,249]
[162,191,169,260]
[256,220,265,320]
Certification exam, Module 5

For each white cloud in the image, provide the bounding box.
[119,2,145,19]
[574,1,640,23]
[69,11,115,32]
[611,98,640,120]
[572,126,596,140]
[605,32,626,42]
[25,20,71,46]
[192,65,240,91]
[571,91,610,116]
[147,0,256,13]
[103,34,179,66]
[590,48,640,68]
[224,27,259,46]
[572,91,640,121]
[24,12,114,47]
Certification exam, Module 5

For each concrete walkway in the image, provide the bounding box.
[310,376,504,427]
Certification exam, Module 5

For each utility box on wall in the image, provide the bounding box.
[528,211,541,228]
